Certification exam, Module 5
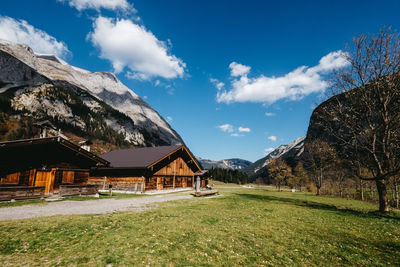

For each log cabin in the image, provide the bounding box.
[0,137,109,198]
[90,145,207,192]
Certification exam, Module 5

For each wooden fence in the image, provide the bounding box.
[59,184,98,197]
[0,186,45,201]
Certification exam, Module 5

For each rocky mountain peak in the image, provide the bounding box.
[0,39,183,149]
[244,137,305,179]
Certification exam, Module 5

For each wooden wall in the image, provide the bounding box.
[0,186,45,201]
[154,157,195,176]
[145,176,194,191]
[87,177,144,193]
[35,170,56,195]
[1,169,91,195]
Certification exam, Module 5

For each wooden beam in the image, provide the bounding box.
[173,160,176,188]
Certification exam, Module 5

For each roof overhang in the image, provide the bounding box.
[0,137,109,175]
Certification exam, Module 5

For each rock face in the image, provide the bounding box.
[244,137,305,180]
[196,157,252,170]
[0,39,183,147]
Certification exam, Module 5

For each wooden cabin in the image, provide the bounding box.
[90,145,206,192]
[0,137,109,198]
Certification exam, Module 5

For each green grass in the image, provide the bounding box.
[0,184,399,266]
[0,199,47,208]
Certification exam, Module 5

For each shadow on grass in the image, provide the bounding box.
[235,193,400,220]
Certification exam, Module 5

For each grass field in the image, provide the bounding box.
[0,183,399,266]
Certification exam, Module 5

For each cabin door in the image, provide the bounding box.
[34,169,56,195]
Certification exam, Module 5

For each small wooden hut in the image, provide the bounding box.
[90,145,206,192]
[0,137,109,199]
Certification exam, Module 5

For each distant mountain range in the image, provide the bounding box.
[243,137,305,179]
[196,157,252,170]
[0,39,182,153]
[196,137,305,175]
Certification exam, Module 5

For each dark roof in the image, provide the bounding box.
[101,145,183,168]
[0,137,109,174]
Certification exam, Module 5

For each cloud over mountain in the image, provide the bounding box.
[0,16,70,59]
[88,16,186,80]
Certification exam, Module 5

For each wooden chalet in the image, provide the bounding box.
[90,145,206,192]
[0,137,109,199]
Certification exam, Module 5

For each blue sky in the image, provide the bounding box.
[1,0,400,162]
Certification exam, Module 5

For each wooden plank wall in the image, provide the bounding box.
[62,171,74,184]
[35,170,56,195]
[4,172,20,184]
[146,177,158,190]
[87,177,144,192]
[34,171,50,189]
[29,169,36,186]
[154,157,195,176]
[148,176,194,191]
[74,171,89,184]
[1,169,92,195]
[0,186,45,201]
[59,185,98,197]
[0,170,36,186]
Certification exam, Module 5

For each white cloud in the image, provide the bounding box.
[59,0,135,12]
[264,147,275,155]
[238,127,251,133]
[265,112,275,117]
[218,124,251,137]
[88,16,186,80]
[217,51,349,104]
[166,116,173,122]
[0,16,70,59]
[268,135,277,142]
[210,78,225,90]
[229,62,251,77]
[218,124,234,133]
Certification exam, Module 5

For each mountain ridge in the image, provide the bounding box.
[196,157,252,170]
[244,137,305,180]
[0,39,183,152]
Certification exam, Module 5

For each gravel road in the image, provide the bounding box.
[0,194,193,221]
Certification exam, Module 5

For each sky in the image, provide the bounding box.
[1,0,400,162]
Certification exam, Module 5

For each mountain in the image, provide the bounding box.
[244,137,305,179]
[196,157,252,170]
[0,39,183,153]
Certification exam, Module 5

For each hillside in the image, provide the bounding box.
[244,137,304,180]
[0,39,183,153]
[196,157,252,170]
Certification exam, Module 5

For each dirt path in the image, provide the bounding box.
[0,194,193,221]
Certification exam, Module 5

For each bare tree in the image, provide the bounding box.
[317,27,400,212]
[303,140,336,196]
